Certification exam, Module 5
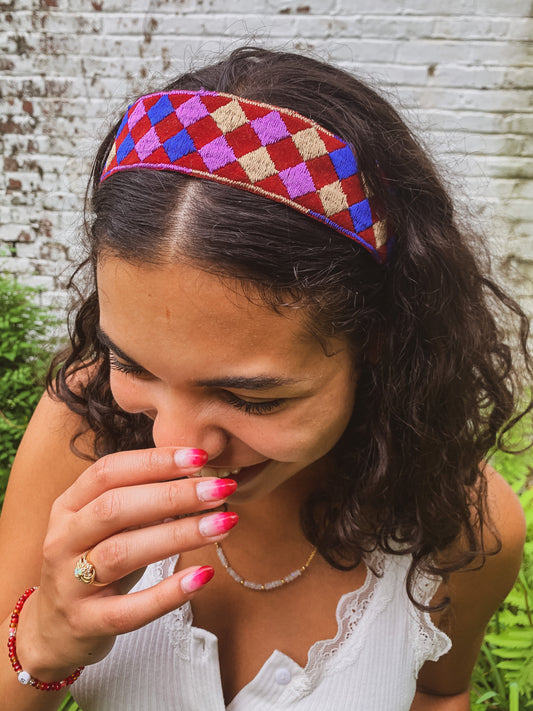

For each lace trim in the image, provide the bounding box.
[409,568,452,672]
[140,550,450,691]
[288,550,393,696]
[141,555,193,661]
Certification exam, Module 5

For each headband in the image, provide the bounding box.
[101,90,392,263]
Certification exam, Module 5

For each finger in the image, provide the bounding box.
[59,447,208,512]
[81,566,215,637]
[81,511,238,584]
[67,477,237,550]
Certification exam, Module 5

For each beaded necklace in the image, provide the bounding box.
[214,541,317,591]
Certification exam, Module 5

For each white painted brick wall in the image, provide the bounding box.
[1,0,532,319]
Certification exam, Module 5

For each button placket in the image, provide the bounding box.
[275,667,292,685]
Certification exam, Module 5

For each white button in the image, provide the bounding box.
[275,667,291,685]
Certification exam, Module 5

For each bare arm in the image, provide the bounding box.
[410,466,526,709]
[0,393,91,709]
[411,689,470,710]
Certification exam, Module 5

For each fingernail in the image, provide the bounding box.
[174,448,208,469]
[196,478,238,502]
[181,566,214,594]
[198,511,239,538]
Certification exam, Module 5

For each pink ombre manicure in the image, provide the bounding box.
[198,511,239,538]
[174,448,208,469]
[181,566,215,594]
[196,478,238,502]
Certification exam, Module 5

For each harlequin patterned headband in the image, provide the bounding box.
[101,90,392,263]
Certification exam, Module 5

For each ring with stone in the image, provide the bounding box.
[74,550,106,586]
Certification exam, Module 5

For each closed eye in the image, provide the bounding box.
[108,352,151,378]
[223,391,284,415]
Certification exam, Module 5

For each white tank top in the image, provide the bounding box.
[72,551,451,710]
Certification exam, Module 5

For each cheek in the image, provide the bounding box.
[249,397,355,463]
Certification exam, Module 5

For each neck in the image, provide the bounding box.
[224,460,327,575]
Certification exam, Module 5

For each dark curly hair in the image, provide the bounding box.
[49,46,532,609]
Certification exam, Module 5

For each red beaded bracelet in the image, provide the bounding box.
[7,587,84,691]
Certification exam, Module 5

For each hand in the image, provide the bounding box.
[15,447,237,679]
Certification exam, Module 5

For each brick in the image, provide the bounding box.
[417,108,530,135]
[436,16,532,41]
[18,273,55,290]
[396,39,520,66]
[501,199,533,223]
[39,289,69,309]
[406,86,532,112]
[501,114,533,135]
[470,179,533,201]
[402,0,529,14]
[0,256,32,274]
[477,156,533,180]
[476,0,533,16]
[358,16,435,40]
[428,131,531,157]
[508,239,533,261]
[318,39,398,64]
[335,0,404,12]
[15,242,41,259]
[0,223,30,242]
[428,65,508,89]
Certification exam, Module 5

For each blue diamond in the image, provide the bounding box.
[163,129,195,162]
[349,200,373,232]
[116,132,135,164]
[147,95,175,125]
[330,146,358,180]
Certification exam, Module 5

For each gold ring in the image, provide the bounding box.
[74,550,107,586]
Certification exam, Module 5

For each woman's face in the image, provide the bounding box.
[97,257,358,504]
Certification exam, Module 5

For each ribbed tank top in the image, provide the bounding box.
[72,551,451,710]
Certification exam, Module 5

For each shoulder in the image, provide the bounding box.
[453,464,525,602]
[434,464,525,612]
[416,464,525,696]
[0,384,96,614]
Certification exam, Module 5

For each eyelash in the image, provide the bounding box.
[223,392,283,416]
[108,352,147,377]
[108,352,283,416]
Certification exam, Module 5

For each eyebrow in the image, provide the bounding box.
[96,327,144,368]
[195,375,300,390]
[96,327,301,390]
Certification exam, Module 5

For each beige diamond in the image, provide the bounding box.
[104,142,117,171]
[292,128,328,160]
[361,172,374,198]
[211,100,248,134]
[239,147,277,184]
[373,219,388,248]
[319,181,349,217]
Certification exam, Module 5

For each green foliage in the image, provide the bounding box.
[58,693,81,710]
[0,274,58,508]
[471,444,533,710]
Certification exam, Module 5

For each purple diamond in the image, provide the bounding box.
[128,100,147,130]
[176,95,210,127]
[251,112,290,146]
[279,162,315,199]
[199,135,236,172]
[135,127,161,160]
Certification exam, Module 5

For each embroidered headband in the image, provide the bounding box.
[101,90,392,263]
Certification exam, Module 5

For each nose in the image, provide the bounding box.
[149,394,228,462]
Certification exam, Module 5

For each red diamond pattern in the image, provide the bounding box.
[101,90,392,262]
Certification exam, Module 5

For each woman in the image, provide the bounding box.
[0,47,529,710]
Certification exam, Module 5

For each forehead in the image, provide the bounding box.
[96,257,348,380]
